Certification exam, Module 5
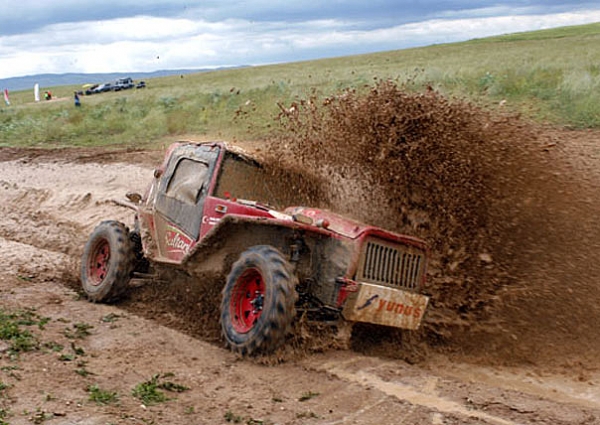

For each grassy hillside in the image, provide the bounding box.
[1,22,599,148]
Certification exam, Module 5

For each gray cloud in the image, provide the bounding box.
[0,1,599,79]
[2,0,598,35]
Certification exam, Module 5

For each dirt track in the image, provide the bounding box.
[0,128,599,424]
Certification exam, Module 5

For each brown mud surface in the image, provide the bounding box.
[1,86,600,423]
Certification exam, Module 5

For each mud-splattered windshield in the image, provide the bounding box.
[214,152,281,208]
[165,158,209,205]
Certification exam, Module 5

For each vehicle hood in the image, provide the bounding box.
[284,206,427,249]
[284,206,371,239]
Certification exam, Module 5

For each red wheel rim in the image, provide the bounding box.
[230,268,265,333]
[88,239,110,286]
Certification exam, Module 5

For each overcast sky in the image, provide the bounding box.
[1,1,599,79]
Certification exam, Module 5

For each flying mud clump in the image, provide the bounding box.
[266,80,600,366]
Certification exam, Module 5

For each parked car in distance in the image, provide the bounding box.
[85,78,142,94]
[92,83,113,93]
[114,77,134,91]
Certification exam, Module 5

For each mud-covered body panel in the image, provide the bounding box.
[181,215,351,307]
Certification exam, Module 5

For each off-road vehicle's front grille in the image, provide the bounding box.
[356,238,425,291]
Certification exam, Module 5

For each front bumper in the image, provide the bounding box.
[342,282,429,330]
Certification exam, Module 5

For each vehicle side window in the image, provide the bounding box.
[165,158,209,205]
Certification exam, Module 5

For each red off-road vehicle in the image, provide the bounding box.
[81,142,430,355]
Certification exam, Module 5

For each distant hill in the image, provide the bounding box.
[0,67,248,92]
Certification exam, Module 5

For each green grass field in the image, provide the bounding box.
[1,22,599,148]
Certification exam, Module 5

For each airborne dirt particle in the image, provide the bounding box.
[264,80,600,368]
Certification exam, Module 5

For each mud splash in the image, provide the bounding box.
[267,80,600,367]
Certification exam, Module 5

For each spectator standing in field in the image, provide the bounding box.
[74,91,81,107]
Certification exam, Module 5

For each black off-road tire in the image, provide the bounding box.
[221,245,298,355]
[80,221,135,302]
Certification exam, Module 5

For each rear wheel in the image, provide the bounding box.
[80,221,135,302]
[221,245,297,355]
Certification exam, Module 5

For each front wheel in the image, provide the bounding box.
[80,221,135,302]
[221,245,298,355]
